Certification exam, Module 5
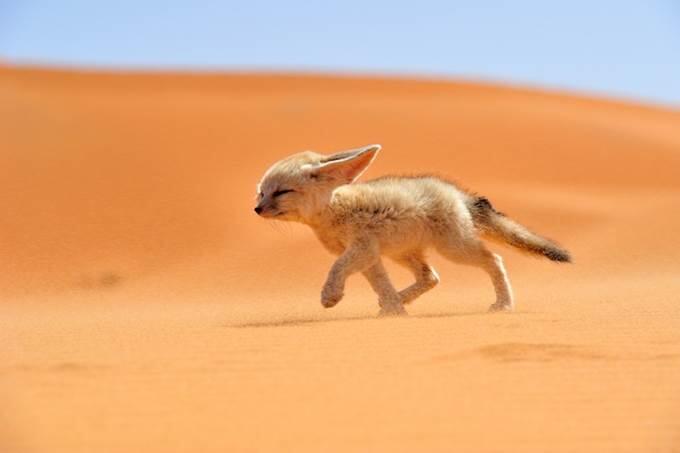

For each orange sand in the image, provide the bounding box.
[1,66,679,452]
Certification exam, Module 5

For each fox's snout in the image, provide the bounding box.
[254,190,289,218]
[253,200,277,217]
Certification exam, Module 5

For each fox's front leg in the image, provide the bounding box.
[321,238,379,308]
[362,261,407,316]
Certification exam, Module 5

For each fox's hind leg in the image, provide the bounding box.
[436,241,514,312]
[480,250,514,312]
[393,253,440,305]
[362,261,407,316]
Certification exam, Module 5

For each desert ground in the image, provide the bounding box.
[1,65,679,452]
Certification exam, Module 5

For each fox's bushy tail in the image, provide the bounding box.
[468,196,571,263]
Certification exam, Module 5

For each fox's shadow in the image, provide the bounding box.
[226,310,492,328]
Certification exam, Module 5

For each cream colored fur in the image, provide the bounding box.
[255,144,569,315]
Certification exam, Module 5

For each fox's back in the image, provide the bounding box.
[320,175,476,254]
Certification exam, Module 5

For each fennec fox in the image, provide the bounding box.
[255,144,570,316]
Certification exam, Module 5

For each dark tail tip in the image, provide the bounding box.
[544,247,572,263]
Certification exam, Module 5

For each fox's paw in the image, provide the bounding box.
[321,286,344,308]
[378,303,408,317]
[488,302,514,313]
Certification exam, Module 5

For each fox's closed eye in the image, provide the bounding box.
[272,189,295,198]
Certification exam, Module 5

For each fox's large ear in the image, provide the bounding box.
[313,144,381,183]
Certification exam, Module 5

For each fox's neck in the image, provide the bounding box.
[297,188,338,226]
[299,203,332,228]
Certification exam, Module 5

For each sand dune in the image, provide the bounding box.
[1,65,679,452]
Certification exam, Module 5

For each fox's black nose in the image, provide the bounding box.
[254,206,263,215]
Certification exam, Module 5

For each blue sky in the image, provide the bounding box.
[1,1,679,105]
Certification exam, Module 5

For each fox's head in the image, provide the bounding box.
[255,144,381,222]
